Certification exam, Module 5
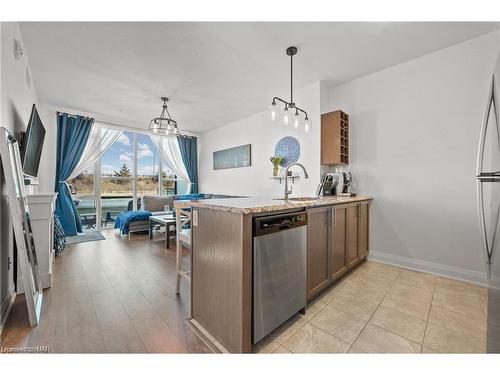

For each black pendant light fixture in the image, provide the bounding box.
[270,46,310,132]
[148,97,181,136]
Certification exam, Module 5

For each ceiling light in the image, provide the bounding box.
[270,46,310,133]
[270,100,277,121]
[294,109,300,128]
[148,97,181,136]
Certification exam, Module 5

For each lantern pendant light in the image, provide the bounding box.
[148,97,181,136]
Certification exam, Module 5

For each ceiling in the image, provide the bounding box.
[20,22,500,133]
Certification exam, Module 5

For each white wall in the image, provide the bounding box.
[199,82,321,198]
[0,23,53,193]
[0,22,50,324]
[325,30,500,284]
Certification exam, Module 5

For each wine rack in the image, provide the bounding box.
[321,110,349,165]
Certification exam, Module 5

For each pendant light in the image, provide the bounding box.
[148,97,181,136]
[270,46,310,133]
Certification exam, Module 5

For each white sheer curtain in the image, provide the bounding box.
[68,122,122,180]
[151,135,191,193]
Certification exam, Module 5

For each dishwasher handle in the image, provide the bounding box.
[254,211,307,236]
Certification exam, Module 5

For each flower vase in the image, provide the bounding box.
[273,165,279,176]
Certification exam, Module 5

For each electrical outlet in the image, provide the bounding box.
[193,210,199,227]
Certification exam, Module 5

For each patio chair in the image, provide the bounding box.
[103,211,119,227]
[126,197,142,211]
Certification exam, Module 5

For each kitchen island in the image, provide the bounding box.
[174,196,372,353]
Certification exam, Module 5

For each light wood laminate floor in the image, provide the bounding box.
[1,230,215,353]
[254,261,488,354]
[1,231,488,354]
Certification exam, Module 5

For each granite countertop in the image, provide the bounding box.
[174,195,372,214]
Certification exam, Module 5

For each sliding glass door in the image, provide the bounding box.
[68,129,179,231]
[136,133,160,197]
[100,131,135,228]
[67,165,98,231]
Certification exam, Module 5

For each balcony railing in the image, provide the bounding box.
[74,191,175,230]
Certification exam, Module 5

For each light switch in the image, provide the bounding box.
[193,210,199,227]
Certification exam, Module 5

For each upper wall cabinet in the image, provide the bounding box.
[321,110,349,165]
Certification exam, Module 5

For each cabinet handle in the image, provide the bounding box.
[332,208,336,227]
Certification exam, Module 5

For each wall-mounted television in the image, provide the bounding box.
[21,104,46,178]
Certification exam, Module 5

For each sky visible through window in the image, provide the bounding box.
[69,130,179,224]
[100,131,160,177]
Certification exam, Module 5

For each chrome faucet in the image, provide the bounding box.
[284,162,309,202]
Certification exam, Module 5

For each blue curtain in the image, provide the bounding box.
[54,113,93,236]
[177,136,198,194]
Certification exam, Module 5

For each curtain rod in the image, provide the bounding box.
[57,111,94,121]
[97,121,198,138]
[58,114,197,139]
[52,106,200,138]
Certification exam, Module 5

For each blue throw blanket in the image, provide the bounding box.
[175,193,205,200]
[114,210,152,235]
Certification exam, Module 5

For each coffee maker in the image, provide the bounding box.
[341,171,353,194]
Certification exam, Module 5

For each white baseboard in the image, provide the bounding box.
[368,250,488,287]
[0,292,16,334]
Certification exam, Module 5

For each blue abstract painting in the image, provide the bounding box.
[213,144,252,170]
[274,136,300,167]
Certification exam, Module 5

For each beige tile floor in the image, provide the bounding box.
[254,261,488,354]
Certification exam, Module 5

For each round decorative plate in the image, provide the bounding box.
[274,136,300,167]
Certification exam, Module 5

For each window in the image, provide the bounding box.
[70,129,183,231]
[137,134,160,196]
[161,165,177,195]
[68,166,95,196]
[100,131,135,215]
[101,131,134,180]
[67,166,98,230]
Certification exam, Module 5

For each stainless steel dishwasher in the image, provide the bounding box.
[253,210,307,344]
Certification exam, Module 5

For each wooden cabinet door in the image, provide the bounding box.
[358,202,369,259]
[330,206,348,281]
[307,207,331,300]
[347,205,359,267]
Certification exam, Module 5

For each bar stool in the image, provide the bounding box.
[175,207,192,294]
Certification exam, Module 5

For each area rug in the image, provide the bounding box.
[66,231,106,244]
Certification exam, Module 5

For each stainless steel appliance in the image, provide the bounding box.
[252,211,307,344]
[342,171,353,194]
[477,51,500,352]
